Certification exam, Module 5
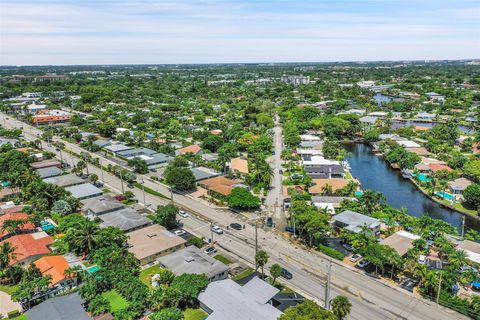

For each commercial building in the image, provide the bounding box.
[32,110,71,125]
[158,246,229,282]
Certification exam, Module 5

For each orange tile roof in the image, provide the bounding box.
[308,179,349,194]
[199,176,239,196]
[0,213,35,238]
[34,255,69,286]
[230,158,249,174]
[1,233,53,265]
[428,164,453,172]
[177,144,202,155]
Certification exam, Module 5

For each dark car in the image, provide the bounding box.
[266,217,273,227]
[281,268,293,280]
[285,226,295,234]
[230,223,242,230]
[204,247,217,255]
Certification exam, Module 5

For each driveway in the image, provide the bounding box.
[0,291,21,317]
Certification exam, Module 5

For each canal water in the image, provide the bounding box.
[345,143,480,232]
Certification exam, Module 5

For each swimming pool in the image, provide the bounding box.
[436,191,455,201]
[40,221,56,231]
[87,265,100,273]
[412,173,431,183]
[355,191,363,196]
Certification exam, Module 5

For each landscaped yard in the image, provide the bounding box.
[213,254,232,265]
[0,284,18,295]
[232,268,255,281]
[139,264,164,287]
[183,308,207,320]
[102,290,129,313]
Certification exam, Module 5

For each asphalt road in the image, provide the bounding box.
[1,112,467,320]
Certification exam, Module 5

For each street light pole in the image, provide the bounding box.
[119,170,125,194]
[325,259,332,310]
[436,271,443,304]
[140,179,146,207]
[210,221,214,244]
[169,186,174,204]
[100,159,105,184]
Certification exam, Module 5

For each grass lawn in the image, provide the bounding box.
[102,290,129,313]
[232,268,255,281]
[213,254,232,265]
[344,171,353,180]
[0,284,18,295]
[14,315,28,320]
[139,264,164,288]
[183,308,207,320]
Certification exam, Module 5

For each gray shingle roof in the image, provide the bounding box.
[43,173,85,187]
[191,167,220,181]
[198,277,282,320]
[81,195,125,216]
[65,183,103,200]
[334,210,380,233]
[36,167,63,178]
[99,207,151,231]
[158,246,229,280]
[25,292,90,320]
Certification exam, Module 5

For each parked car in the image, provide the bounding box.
[285,226,295,234]
[266,217,273,227]
[211,225,223,234]
[178,210,189,218]
[230,223,242,230]
[357,259,371,268]
[204,247,217,255]
[350,254,362,263]
[418,255,426,264]
[342,243,354,252]
[459,265,478,273]
[174,230,186,236]
[279,169,283,174]
[281,268,293,280]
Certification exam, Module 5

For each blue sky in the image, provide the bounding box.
[1,0,479,65]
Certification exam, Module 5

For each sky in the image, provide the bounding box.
[1,0,479,65]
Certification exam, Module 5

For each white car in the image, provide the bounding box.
[211,225,223,234]
[174,230,186,236]
[178,210,189,218]
[350,254,362,263]
[418,255,426,264]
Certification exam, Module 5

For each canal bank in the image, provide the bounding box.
[344,142,480,232]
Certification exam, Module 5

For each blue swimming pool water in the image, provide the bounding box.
[412,173,431,182]
[355,191,363,196]
[436,191,455,201]
[40,221,55,231]
[87,265,100,273]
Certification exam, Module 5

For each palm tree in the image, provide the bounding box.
[448,249,468,268]
[269,264,282,285]
[331,295,352,320]
[0,242,17,270]
[255,250,269,279]
[321,184,333,196]
[70,219,100,255]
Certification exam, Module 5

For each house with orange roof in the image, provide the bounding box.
[34,255,78,291]
[229,157,249,175]
[1,231,53,265]
[176,144,202,156]
[0,212,35,240]
[428,163,453,172]
[199,176,241,198]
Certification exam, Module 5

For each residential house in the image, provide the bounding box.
[456,240,480,264]
[304,164,345,179]
[229,157,249,175]
[199,176,241,198]
[158,246,229,282]
[0,138,20,147]
[30,159,62,170]
[104,143,133,155]
[0,187,20,201]
[26,103,47,114]
[176,144,202,156]
[65,183,103,200]
[36,166,63,179]
[34,255,78,293]
[98,207,151,232]
[1,231,53,265]
[359,116,377,125]
[302,155,339,167]
[308,179,349,195]
[333,210,381,234]
[25,292,90,320]
[415,112,437,120]
[381,231,421,256]
[127,224,186,265]
[191,167,220,182]
[81,195,125,218]
[43,174,85,188]
[0,212,35,240]
[425,93,445,103]
[202,153,219,162]
[198,277,283,320]
[448,177,473,199]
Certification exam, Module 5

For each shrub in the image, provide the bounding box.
[318,244,345,260]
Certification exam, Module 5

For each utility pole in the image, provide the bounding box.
[436,271,443,304]
[292,214,296,238]
[461,216,465,238]
[169,186,174,204]
[100,159,105,184]
[119,170,125,194]
[140,179,146,207]
[255,219,258,257]
[210,221,214,244]
[325,260,332,310]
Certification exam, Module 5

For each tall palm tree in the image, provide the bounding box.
[448,249,468,268]
[331,295,352,320]
[0,242,17,270]
[321,184,333,196]
[70,220,100,255]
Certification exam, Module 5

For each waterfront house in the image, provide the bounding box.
[300,134,321,142]
[302,155,340,167]
[198,276,283,320]
[158,246,230,282]
[304,165,345,179]
[428,164,453,173]
[333,210,381,234]
[311,196,353,209]
[448,177,473,199]
[456,240,480,264]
